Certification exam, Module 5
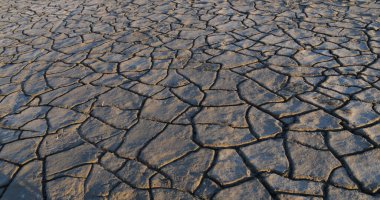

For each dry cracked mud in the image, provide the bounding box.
[0,0,380,199]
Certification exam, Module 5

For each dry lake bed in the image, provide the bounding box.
[0,0,380,199]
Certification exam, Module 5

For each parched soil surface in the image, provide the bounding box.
[0,0,380,199]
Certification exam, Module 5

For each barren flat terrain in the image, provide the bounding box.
[0,0,379,199]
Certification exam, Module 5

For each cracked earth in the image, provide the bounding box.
[0,0,380,199]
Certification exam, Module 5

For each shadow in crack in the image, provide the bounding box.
[1,162,43,200]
